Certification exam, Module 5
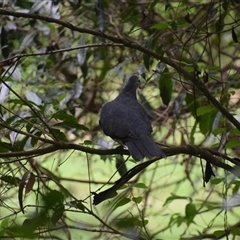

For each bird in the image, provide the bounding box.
[99,75,166,161]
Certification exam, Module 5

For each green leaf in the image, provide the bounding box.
[225,139,240,149]
[232,227,240,236]
[51,204,64,225]
[152,22,169,30]
[159,69,173,106]
[185,203,197,225]
[50,128,68,142]
[196,105,215,116]
[163,194,189,207]
[115,198,131,208]
[212,127,225,136]
[214,230,225,238]
[199,113,215,135]
[132,196,143,204]
[0,142,12,152]
[204,65,221,70]
[134,182,148,189]
[185,93,199,118]
[210,178,224,185]
[1,175,20,186]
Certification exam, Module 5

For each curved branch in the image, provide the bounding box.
[0,142,238,178]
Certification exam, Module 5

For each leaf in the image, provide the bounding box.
[25,173,35,195]
[152,22,169,30]
[215,16,225,32]
[114,197,131,208]
[51,204,64,225]
[42,190,65,209]
[132,196,143,204]
[159,69,173,106]
[185,203,197,225]
[232,27,238,43]
[1,175,20,186]
[18,171,30,214]
[225,140,240,149]
[134,182,148,189]
[116,157,128,177]
[0,142,12,152]
[210,178,224,185]
[204,65,221,70]
[1,27,9,58]
[199,112,216,135]
[163,194,189,207]
[214,230,225,238]
[143,33,156,70]
[212,127,225,136]
[196,105,215,116]
[232,227,240,236]
[50,128,68,142]
[69,200,86,212]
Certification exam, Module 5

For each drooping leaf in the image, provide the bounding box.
[159,68,173,106]
[1,27,9,58]
[18,171,30,214]
[232,27,238,43]
[51,204,64,225]
[25,173,35,195]
[116,157,127,177]
[185,203,197,225]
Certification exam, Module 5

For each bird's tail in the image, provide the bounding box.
[125,135,166,161]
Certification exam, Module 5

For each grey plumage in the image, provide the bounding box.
[99,75,166,161]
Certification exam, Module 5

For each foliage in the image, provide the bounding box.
[1,0,240,239]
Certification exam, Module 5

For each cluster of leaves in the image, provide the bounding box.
[1,0,240,239]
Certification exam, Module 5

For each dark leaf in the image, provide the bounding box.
[143,34,155,70]
[232,27,238,43]
[159,69,173,106]
[42,190,65,210]
[18,171,30,214]
[114,197,131,208]
[25,173,35,195]
[51,204,64,225]
[116,157,128,177]
[204,162,215,183]
[1,27,9,58]
[69,200,86,212]
[132,196,143,204]
[1,175,20,186]
[215,16,225,32]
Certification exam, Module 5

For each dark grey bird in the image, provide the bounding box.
[99,75,166,161]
